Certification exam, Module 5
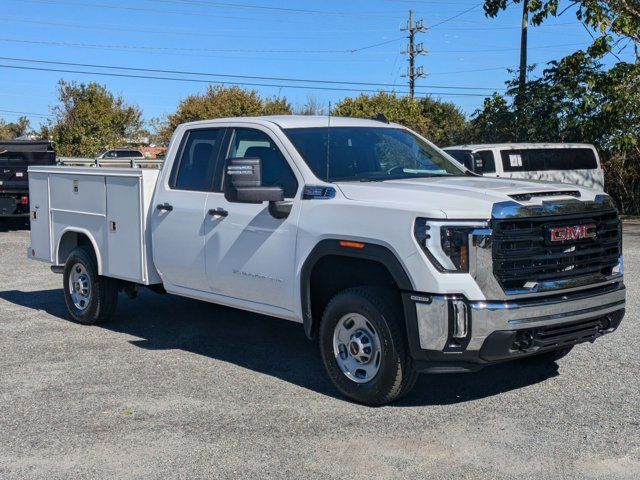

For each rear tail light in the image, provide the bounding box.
[20,196,29,205]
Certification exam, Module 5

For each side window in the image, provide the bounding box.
[476,150,496,173]
[226,128,299,198]
[501,149,526,172]
[501,148,598,172]
[172,129,224,191]
[121,150,142,158]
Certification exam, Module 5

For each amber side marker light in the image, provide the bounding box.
[339,241,365,249]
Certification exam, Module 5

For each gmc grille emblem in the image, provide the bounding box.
[549,224,597,242]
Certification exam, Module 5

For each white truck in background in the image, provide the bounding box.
[444,143,605,191]
[28,116,625,405]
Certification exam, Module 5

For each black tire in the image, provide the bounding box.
[520,346,574,365]
[62,247,119,325]
[319,287,417,406]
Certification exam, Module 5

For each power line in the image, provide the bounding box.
[0,109,53,118]
[0,56,506,91]
[0,15,395,37]
[149,0,402,19]
[348,36,406,53]
[428,2,483,29]
[0,36,586,57]
[0,63,492,97]
[0,36,405,56]
[18,0,395,25]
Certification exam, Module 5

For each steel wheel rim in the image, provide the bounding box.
[332,313,382,384]
[68,263,92,311]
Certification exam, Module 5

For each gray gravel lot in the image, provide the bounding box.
[0,218,639,479]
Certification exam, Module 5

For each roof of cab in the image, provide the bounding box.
[444,143,596,150]
[181,115,402,130]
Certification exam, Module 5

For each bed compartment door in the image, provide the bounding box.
[106,176,143,282]
[28,172,52,261]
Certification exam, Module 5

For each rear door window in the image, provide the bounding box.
[171,129,225,191]
[500,148,598,172]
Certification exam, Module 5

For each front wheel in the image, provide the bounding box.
[63,247,119,325]
[319,287,417,406]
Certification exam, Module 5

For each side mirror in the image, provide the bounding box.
[224,157,284,204]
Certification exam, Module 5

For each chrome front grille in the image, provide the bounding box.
[490,209,621,291]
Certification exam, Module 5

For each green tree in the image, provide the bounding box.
[418,97,467,145]
[333,92,467,145]
[466,93,518,143]
[160,85,292,144]
[0,116,32,140]
[45,80,143,157]
[263,96,293,115]
[484,1,640,60]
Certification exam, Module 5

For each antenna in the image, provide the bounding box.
[326,101,331,182]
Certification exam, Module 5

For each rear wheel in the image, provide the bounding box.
[319,287,417,406]
[63,247,118,325]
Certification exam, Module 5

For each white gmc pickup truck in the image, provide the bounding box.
[27,116,625,405]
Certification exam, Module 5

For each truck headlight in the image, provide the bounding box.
[414,219,486,273]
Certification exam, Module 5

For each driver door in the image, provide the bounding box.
[203,127,301,313]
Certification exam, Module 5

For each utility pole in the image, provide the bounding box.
[518,0,529,99]
[516,0,529,139]
[401,9,428,98]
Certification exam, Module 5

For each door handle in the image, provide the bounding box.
[208,208,228,218]
[157,203,173,212]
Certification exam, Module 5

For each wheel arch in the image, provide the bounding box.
[56,228,103,274]
[300,239,414,339]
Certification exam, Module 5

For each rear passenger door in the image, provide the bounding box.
[151,128,226,292]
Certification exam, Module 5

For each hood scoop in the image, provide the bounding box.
[509,190,581,202]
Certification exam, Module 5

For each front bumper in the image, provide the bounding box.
[403,281,625,373]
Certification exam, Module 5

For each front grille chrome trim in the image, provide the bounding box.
[470,195,624,300]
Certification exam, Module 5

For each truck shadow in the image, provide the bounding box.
[0,288,559,406]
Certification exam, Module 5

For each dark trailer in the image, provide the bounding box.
[0,141,56,217]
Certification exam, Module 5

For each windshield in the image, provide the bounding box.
[284,127,466,182]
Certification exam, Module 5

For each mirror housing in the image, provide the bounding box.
[224,157,285,205]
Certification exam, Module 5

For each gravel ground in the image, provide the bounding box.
[0,218,638,479]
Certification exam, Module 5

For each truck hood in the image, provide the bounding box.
[335,176,601,219]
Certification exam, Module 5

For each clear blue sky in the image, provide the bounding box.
[0,0,634,130]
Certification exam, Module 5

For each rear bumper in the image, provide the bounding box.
[0,194,28,217]
[403,281,625,373]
